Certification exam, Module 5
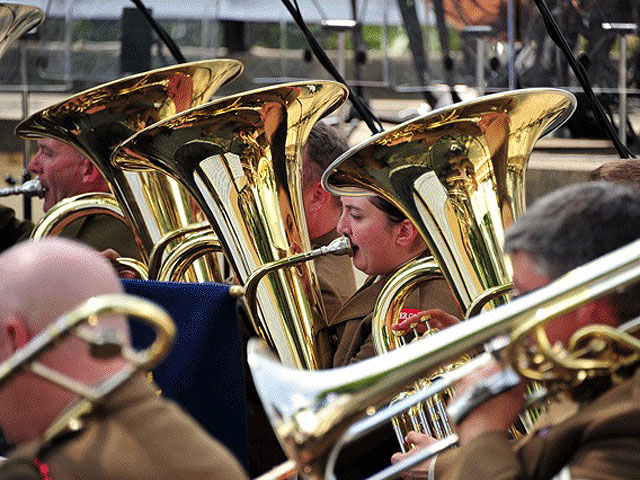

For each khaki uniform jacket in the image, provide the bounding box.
[311,229,357,325]
[0,205,142,260]
[318,264,463,368]
[60,214,143,260]
[439,369,640,480]
[0,374,248,480]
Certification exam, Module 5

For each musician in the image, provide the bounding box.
[319,195,463,369]
[391,181,640,479]
[302,121,357,322]
[26,138,141,259]
[0,238,248,479]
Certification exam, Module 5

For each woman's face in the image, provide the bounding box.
[337,196,405,276]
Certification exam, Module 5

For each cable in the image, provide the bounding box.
[129,0,187,64]
[532,0,635,158]
[281,0,383,134]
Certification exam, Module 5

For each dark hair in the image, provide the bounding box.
[368,196,406,224]
[588,159,640,189]
[505,181,640,322]
[303,121,349,185]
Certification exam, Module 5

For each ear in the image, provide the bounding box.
[395,219,420,247]
[306,182,331,214]
[80,158,103,185]
[1,316,31,353]
[575,297,619,330]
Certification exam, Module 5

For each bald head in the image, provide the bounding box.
[0,239,130,444]
[0,238,122,332]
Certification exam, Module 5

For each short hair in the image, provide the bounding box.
[303,121,349,187]
[588,159,640,188]
[505,181,640,322]
[369,195,406,224]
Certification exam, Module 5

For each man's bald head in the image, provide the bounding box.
[0,239,130,444]
[0,238,123,332]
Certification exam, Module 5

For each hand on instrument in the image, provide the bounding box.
[454,357,526,445]
[390,431,439,479]
[100,249,139,280]
[392,309,461,335]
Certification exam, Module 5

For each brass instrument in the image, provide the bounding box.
[0,3,44,60]
[0,293,176,442]
[29,192,149,279]
[112,81,349,369]
[0,5,44,200]
[0,177,45,198]
[16,59,243,282]
[322,89,577,443]
[249,238,640,480]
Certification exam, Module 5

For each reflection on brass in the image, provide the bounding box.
[324,88,577,311]
[112,81,349,369]
[248,238,640,480]
[16,59,244,282]
[0,4,44,61]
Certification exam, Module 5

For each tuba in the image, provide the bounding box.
[322,89,577,443]
[0,3,44,60]
[16,59,243,281]
[111,81,349,369]
[249,237,640,480]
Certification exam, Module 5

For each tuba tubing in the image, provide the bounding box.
[0,178,45,198]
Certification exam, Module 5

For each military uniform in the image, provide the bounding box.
[59,214,142,260]
[436,368,640,479]
[0,374,248,480]
[311,228,357,324]
[0,204,141,260]
[319,265,463,368]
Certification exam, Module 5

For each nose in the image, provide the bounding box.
[27,152,41,175]
[336,209,349,236]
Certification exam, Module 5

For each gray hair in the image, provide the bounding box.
[505,181,640,321]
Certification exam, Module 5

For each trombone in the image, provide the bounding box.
[0,294,175,442]
[248,238,640,480]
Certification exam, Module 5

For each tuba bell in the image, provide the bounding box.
[16,59,243,282]
[112,81,349,369]
[0,3,44,60]
[322,88,577,444]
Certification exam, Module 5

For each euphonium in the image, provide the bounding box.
[16,59,243,282]
[249,237,640,480]
[0,293,175,442]
[112,81,349,369]
[323,89,577,442]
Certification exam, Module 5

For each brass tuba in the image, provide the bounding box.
[16,59,243,281]
[0,3,44,60]
[322,89,576,442]
[112,81,349,369]
[248,237,640,480]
